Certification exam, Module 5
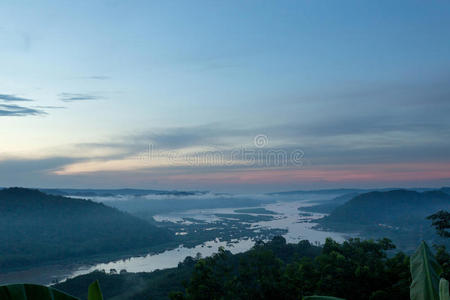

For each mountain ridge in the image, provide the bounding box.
[0,187,172,270]
[316,189,450,251]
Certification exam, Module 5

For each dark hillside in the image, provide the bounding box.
[318,190,450,251]
[322,190,450,226]
[0,188,171,269]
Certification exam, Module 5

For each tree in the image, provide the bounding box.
[428,210,450,280]
[428,210,450,238]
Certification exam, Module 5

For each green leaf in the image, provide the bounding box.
[440,278,450,300]
[0,284,79,300]
[410,241,442,300]
[88,280,103,300]
[304,296,345,300]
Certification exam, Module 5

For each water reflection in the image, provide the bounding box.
[70,238,255,277]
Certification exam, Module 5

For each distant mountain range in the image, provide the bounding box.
[440,187,450,195]
[267,188,364,196]
[0,188,172,270]
[269,187,447,196]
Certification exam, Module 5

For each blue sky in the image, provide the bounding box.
[1,0,450,192]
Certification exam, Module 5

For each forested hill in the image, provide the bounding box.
[0,188,172,270]
[441,187,450,195]
[317,189,450,251]
[321,190,450,225]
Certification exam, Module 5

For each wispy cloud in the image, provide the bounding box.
[59,93,102,102]
[0,94,33,102]
[73,75,111,80]
[0,104,46,117]
[0,92,51,116]
[86,75,110,80]
[33,105,66,109]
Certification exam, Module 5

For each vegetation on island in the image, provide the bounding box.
[0,280,103,300]
[159,214,287,249]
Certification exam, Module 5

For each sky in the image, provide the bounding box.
[1,0,450,192]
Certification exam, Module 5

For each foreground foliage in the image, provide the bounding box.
[410,242,442,300]
[0,281,102,300]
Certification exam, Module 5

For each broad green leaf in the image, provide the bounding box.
[440,278,450,300]
[410,241,442,300]
[0,284,79,300]
[88,280,103,300]
[304,296,345,300]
